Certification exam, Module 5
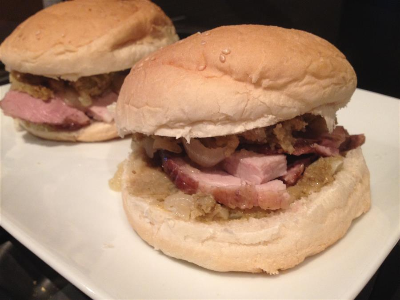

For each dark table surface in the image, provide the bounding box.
[0,0,399,299]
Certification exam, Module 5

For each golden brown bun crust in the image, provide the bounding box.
[117,25,356,139]
[18,119,119,142]
[122,148,370,273]
[0,0,178,80]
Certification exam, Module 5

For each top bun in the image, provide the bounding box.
[0,0,179,80]
[116,25,357,139]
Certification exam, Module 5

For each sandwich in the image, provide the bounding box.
[0,0,178,142]
[115,25,370,273]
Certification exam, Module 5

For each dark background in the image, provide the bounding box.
[0,0,399,299]
[2,0,399,98]
[155,0,400,98]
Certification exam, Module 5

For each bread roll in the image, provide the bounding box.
[117,25,356,139]
[0,0,179,81]
[122,148,370,273]
[18,119,119,142]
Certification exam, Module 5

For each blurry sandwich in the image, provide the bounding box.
[0,0,178,142]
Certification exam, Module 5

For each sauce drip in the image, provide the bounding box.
[287,156,343,199]
[109,162,124,192]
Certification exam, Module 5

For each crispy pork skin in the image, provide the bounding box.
[246,126,365,157]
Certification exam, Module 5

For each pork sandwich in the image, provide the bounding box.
[116,25,370,273]
[0,0,178,142]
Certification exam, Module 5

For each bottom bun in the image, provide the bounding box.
[122,148,370,274]
[17,119,119,142]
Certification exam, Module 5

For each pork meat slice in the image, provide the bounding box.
[162,154,290,210]
[319,126,347,148]
[0,90,89,126]
[244,126,364,157]
[86,92,118,123]
[280,156,315,186]
[212,179,289,210]
[340,134,366,151]
[292,126,363,156]
[281,163,305,186]
[222,149,287,184]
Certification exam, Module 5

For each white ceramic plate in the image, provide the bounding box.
[1,84,399,299]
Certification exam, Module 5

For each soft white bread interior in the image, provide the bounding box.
[18,119,119,142]
[0,0,179,80]
[117,25,356,139]
[122,148,370,273]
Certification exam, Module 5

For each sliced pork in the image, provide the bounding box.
[281,163,304,186]
[245,126,365,157]
[153,115,366,212]
[280,156,315,186]
[292,139,339,157]
[340,134,366,151]
[319,126,347,148]
[0,90,90,127]
[222,150,287,184]
[212,179,289,210]
[293,127,365,156]
[162,154,291,210]
[86,92,118,123]
[0,90,120,127]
